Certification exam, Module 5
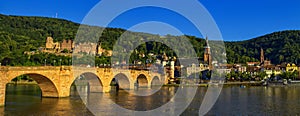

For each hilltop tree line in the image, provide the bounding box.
[1,14,300,66]
[226,30,300,64]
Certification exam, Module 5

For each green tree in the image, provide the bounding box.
[256,71,267,80]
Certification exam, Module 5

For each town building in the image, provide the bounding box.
[263,65,281,78]
[182,63,209,78]
[247,62,260,66]
[280,63,298,72]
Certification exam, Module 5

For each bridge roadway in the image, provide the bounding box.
[0,66,166,106]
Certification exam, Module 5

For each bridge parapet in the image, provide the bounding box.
[0,66,8,71]
[1,66,62,71]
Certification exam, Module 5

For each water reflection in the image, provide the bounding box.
[5,84,93,115]
[108,87,177,111]
[3,84,300,115]
[74,86,178,115]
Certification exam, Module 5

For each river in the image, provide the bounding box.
[1,84,300,115]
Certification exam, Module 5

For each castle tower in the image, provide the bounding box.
[260,48,264,63]
[204,36,212,69]
[46,37,54,49]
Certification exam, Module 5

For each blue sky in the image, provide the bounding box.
[1,0,300,41]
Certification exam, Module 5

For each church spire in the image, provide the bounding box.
[205,36,210,48]
[204,36,212,69]
[260,47,264,63]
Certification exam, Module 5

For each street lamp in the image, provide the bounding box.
[44,59,46,66]
[59,59,62,66]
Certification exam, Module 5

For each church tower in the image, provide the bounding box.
[204,37,212,69]
[260,48,264,63]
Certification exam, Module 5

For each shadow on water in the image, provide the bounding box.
[4,84,93,115]
[108,86,178,111]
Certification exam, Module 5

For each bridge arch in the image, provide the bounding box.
[151,76,161,86]
[7,73,59,97]
[71,72,103,93]
[136,74,148,88]
[110,73,132,90]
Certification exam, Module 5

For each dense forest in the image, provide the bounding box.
[1,14,300,66]
[226,30,300,64]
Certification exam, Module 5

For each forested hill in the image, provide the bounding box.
[1,14,300,65]
[226,30,300,64]
[0,14,79,47]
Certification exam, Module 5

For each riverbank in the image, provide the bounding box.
[163,81,263,87]
[223,81,262,86]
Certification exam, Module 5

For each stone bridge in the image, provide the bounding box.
[0,66,166,106]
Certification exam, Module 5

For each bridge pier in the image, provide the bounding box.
[130,83,135,90]
[0,83,5,106]
[147,82,152,88]
[102,85,111,92]
[58,86,71,98]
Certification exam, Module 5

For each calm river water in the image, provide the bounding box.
[1,84,300,115]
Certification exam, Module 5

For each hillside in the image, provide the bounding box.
[226,30,300,64]
[0,14,206,66]
[0,14,300,65]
